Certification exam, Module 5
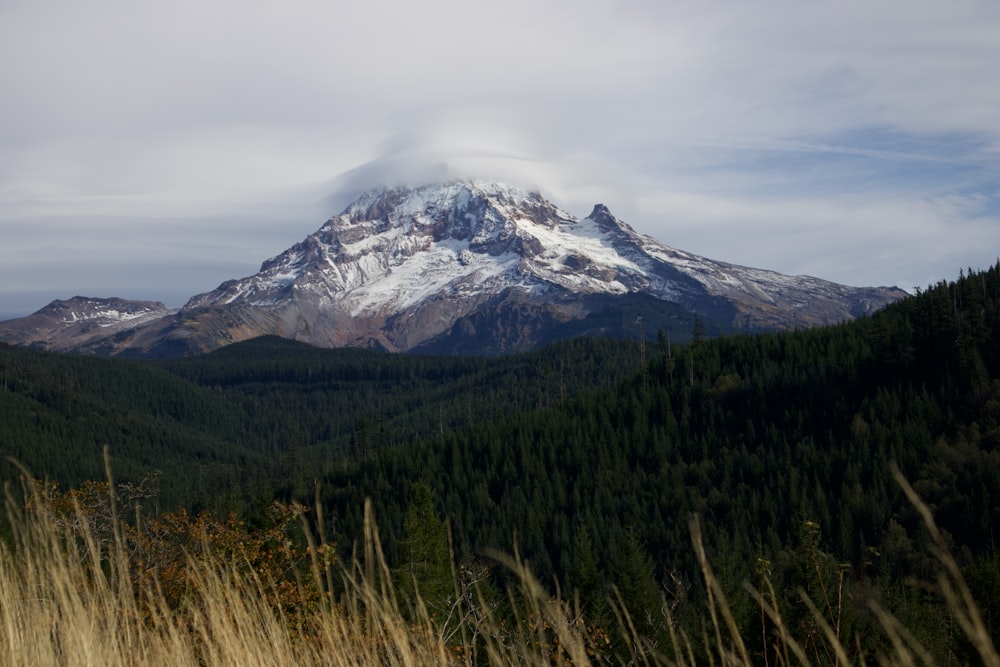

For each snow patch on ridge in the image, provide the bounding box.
[57,304,163,326]
[345,240,522,317]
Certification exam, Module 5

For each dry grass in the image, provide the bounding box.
[0,466,996,666]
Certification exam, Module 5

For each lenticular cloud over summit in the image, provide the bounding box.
[322,121,577,216]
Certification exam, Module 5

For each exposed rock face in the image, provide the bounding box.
[0,180,908,357]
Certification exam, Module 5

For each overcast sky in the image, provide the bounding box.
[2,0,998,319]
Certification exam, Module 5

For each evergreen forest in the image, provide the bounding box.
[1,262,998,661]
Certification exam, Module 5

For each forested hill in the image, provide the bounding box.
[319,262,1000,650]
[0,335,643,507]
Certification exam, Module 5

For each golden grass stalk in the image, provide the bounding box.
[889,464,1000,667]
[1,462,998,666]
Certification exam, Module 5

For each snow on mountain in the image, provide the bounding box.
[46,297,168,326]
[187,182,550,313]
[185,180,905,344]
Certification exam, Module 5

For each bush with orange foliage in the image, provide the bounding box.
[25,476,336,624]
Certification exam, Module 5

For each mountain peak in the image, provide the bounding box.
[177,180,905,352]
[0,180,909,357]
[339,180,544,223]
[589,203,613,218]
[585,203,626,233]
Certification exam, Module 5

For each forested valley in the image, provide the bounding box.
[1,261,998,662]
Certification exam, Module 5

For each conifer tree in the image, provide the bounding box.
[613,525,662,639]
[394,482,454,622]
[568,524,605,620]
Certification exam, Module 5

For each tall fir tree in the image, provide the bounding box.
[394,482,454,623]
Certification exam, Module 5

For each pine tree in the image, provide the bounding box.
[613,525,662,639]
[394,482,454,622]
[568,524,605,621]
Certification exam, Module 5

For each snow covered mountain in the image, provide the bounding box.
[0,180,907,357]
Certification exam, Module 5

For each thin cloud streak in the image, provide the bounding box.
[720,139,976,166]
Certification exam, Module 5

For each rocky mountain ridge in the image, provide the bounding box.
[0,297,174,353]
